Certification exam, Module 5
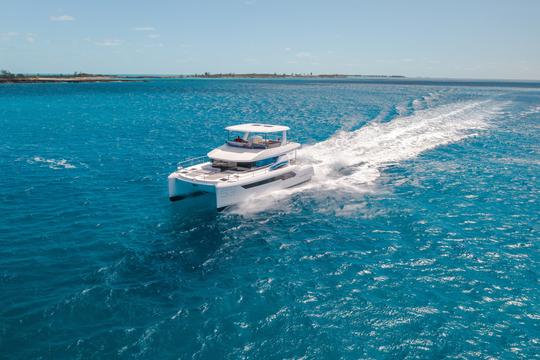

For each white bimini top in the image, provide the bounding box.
[225,123,290,133]
[207,122,299,162]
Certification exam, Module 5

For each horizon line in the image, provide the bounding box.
[2,72,540,82]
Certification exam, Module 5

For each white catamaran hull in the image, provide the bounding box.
[168,165,313,209]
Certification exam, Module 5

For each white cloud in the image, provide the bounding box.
[147,34,160,39]
[86,38,122,47]
[144,43,164,48]
[25,33,36,43]
[0,32,36,43]
[133,27,155,31]
[376,58,415,64]
[0,32,19,40]
[295,51,312,59]
[284,47,291,52]
[50,15,75,21]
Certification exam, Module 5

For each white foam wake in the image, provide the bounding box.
[29,156,77,169]
[300,100,504,191]
[230,100,506,214]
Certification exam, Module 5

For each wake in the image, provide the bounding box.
[230,100,506,214]
[301,100,504,191]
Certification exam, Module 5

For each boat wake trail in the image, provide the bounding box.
[301,100,505,191]
[231,100,506,215]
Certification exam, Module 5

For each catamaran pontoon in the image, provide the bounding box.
[168,123,314,209]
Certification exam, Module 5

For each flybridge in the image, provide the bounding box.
[224,123,289,150]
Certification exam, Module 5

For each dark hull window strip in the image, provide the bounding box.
[169,191,207,202]
[241,172,296,189]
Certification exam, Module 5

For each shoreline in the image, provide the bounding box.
[2,74,537,87]
[0,73,405,84]
[0,76,142,84]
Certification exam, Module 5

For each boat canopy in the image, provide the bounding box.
[225,123,290,133]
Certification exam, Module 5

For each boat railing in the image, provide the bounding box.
[209,168,254,182]
[177,156,295,182]
[183,163,279,183]
[177,155,208,169]
[232,166,272,180]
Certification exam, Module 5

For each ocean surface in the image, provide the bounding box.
[1,78,539,359]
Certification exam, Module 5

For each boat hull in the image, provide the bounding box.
[167,177,216,201]
[168,165,314,209]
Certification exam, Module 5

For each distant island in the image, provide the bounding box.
[0,70,405,84]
[144,72,406,79]
[0,70,132,83]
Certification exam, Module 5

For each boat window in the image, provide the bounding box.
[212,159,236,169]
[255,157,278,167]
[228,131,248,144]
[226,131,283,149]
[235,157,277,169]
[237,162,255,168]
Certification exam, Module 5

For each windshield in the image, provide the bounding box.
[227,131,282,149]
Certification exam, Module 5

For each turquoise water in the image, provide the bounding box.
[1,79,539,358]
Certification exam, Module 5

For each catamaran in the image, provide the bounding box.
[168,123,314,209]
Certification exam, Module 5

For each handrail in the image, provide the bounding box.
[178,161,287,182]
[177,155,208,169]
[176,154,296,183]
[235,166,272,179]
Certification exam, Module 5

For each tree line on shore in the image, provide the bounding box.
[1,70,25,78]
[0,70,100,79]
[1,70,406,82]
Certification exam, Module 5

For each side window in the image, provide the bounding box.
[237,162,255,168]
[212,160,236,169]
[255,157,278,167]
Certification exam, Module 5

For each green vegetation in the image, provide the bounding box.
[0,70,103,79]
[1,70,25,78]
[0,70,125,83]
[1,70,406,84]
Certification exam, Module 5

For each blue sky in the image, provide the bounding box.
[1,0,539,79]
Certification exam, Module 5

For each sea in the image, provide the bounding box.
[1,78,539,359]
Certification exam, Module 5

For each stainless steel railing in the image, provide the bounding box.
[177,155,208,169]
[176,161,288,183]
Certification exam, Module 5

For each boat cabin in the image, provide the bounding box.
[207,123,299,172]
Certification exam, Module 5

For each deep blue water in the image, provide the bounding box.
[1,79,539,359]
